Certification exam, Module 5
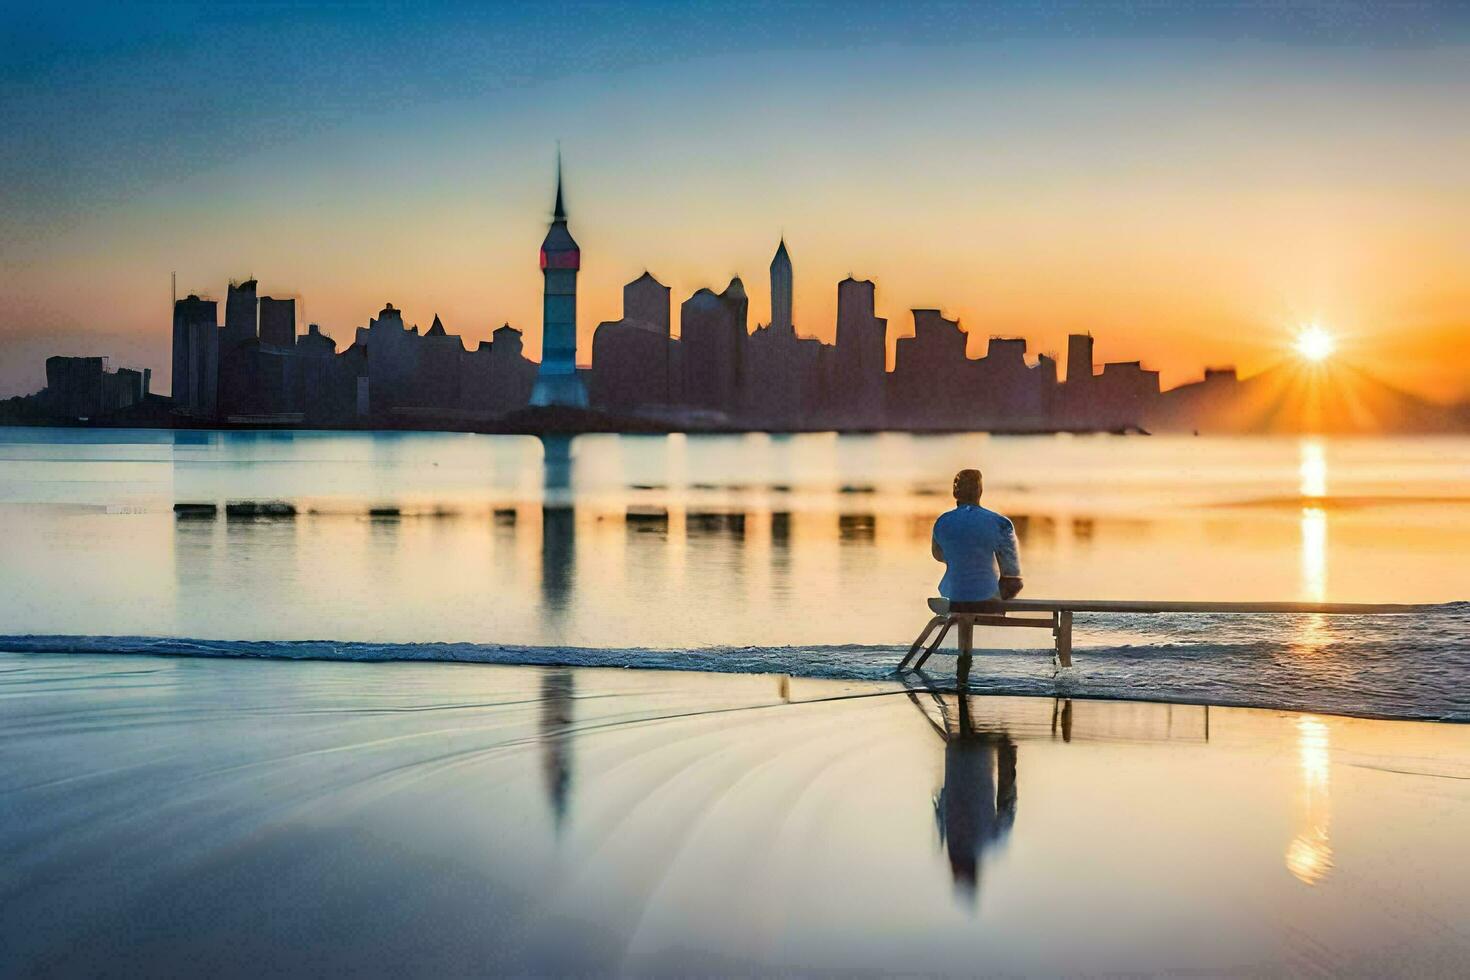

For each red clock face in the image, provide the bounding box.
[540,248,580,270]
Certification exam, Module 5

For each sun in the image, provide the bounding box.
[1294,324,1335,363]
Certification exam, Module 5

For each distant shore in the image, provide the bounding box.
[0,399,1151,437]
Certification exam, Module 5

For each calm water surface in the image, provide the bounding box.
[2,658,1467,975]
[1,428,1466,718]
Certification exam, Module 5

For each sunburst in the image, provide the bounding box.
[1294,324,1335,362]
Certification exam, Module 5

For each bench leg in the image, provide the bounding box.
[956,618,974,688]
[896,616,945,672]
[1054,610,1073,668]
[911,619,954,671]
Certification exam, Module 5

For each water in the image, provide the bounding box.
[5,659,1467,974]
[1,427,1466,719]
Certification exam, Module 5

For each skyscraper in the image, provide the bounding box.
[171,294,218,417]
[890,309,971,427]
[1057,332,1097,427]
[680,278,747,417]
[222,279,258,349]
[216,278,258,418]
[589,272,674,413]
[258,297,296,349]
[769,238,793,335]
[1066,333,1094,385]
[530,157,588,409]
[744,242,812,426]
[832,276,887,426]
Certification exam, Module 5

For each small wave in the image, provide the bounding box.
[3,628,1467,724]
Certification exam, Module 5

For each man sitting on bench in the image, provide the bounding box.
[932,468,1023,603]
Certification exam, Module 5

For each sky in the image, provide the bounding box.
[2,1,1468,402]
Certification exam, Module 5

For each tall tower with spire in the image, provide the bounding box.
[769,238,793,335]
[530,154,589,408]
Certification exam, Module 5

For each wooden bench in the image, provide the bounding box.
[897,597,1438,673]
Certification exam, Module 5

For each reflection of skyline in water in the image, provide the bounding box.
[540,506,575,615]
[539,667,575,834]
[135,429,1469,724]
[4,429,1454,658]
[540,435,576,617]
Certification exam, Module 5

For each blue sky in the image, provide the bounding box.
[2,1,1467,398]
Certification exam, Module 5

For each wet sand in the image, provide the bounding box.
[2,653,1468,976]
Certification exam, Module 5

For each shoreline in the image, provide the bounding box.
[5,638,1467,725]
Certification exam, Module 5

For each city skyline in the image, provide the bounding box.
[3,3,1469,403]
[7,160,1466,410]
[8,161,1465,436]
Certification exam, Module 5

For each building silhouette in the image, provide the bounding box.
[744,240,825,427]
[156,277,548,426]
[530,158,588,409]
[352,303,419,415]
[143,224,1219,433]
[770,238,793,334]
[135,173,1236,432]
[485,324,539,415]
[973,337,1055,429]
[40,356,150,418]
[829,277,887,428]
[1055,333,1163,431]
[258,297,296,349]
[217,279,259,417]
[1066,333,1094,385]
[153,243,1195,433]
[297,322,335,357]
[589,272,676,414]
[222,279,258,348]
[29,157,1424,434]
[890,309,970,428]
[1150,366,1238,431]
[1093,361,1160,430]
[680,277,748,419]
[171,294,219,418]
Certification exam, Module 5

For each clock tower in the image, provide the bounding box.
[530,155,588,408]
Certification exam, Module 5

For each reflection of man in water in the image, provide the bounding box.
[930,692,1018,901]
[931,468,1023,602]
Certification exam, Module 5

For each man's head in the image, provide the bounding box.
[953,468,982,505]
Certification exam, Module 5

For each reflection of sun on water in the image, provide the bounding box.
[1298,439,1327,500]
[1296,439,1330,650]
[1286,716,1333,885]
[1288,450,1333,882]
[1299,508,1327,604]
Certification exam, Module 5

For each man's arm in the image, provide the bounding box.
[996,518,1023,599]
[931,535,944,563]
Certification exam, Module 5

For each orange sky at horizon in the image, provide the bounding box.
[8,171,1467,404]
